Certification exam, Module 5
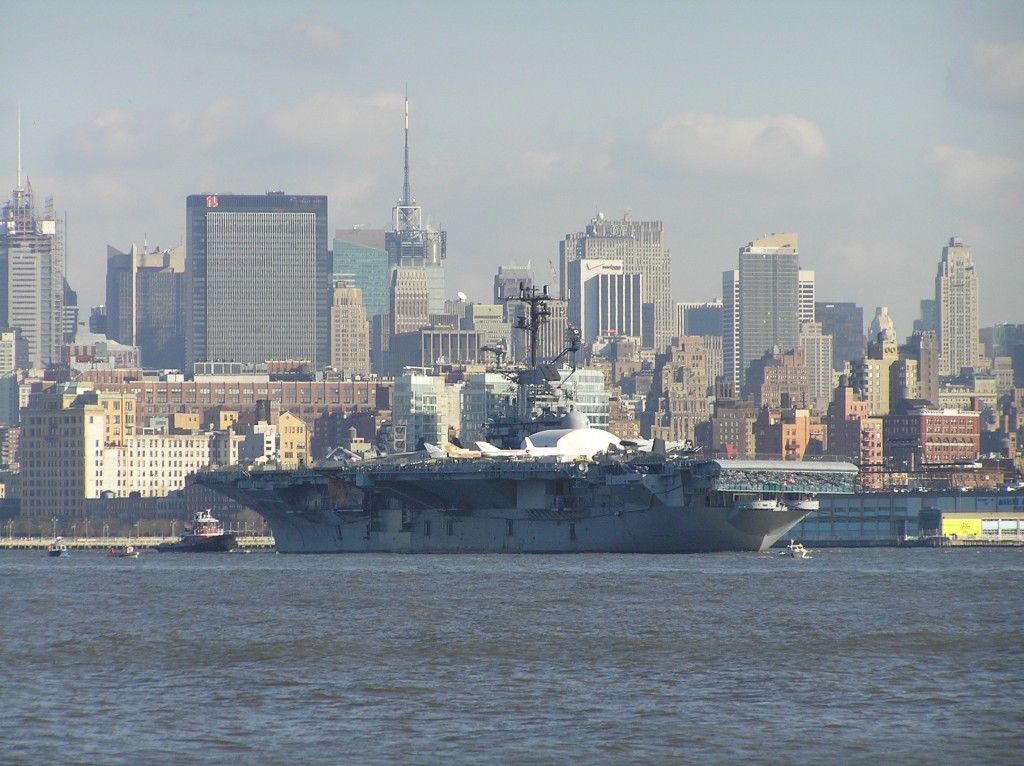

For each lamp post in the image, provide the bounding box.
[103,523,109,539]
[72,524,77,542]
[52,517,57,540]
[134,521,140,541]
[84,518,89,540]
[170,520,177,539]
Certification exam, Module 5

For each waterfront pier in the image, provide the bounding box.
[0,536,277,551]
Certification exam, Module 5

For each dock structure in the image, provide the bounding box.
[904,535,1023,548]
[0,536,277,551]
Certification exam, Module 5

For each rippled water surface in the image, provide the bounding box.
[1,548,1021,765]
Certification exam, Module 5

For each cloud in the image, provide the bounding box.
[506,149,614,185]
[60,100,246,168]
[947,40,1024,110]
[271,20,344,60]
[648,113,828,178]
[924,145,1023,202]
[265,90,402,156]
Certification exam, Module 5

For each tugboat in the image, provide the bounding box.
[156,510,237,553]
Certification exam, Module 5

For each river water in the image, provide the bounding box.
[1,547,1021,765]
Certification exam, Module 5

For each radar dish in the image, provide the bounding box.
[457,291,467,302]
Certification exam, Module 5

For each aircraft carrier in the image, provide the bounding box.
[198,426,857,554]
[196,286,857,553]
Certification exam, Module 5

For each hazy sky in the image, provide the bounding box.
[3,1,1022,333]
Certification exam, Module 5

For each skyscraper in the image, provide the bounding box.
[799,321,834,411]
[389,265,430,336]
[332,228,390,320]
[735,233,800,395]
[329,282,370,376]
[385,97,446,314]
[815,301,865,372]
[935,237,979,376]
[185,192,329,368]
[62,279,78,345]
[721,270,740,388]
[0,172,63,369]
[677,299,723,339]
[914,298,937,334]
[0,328,27,425]
[798,269,815,325]
[560,213,672,351]
[106,243,186,369]
[901,330,939,406]
[567,258,643,345]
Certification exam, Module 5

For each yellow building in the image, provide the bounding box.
[923,511,1024,540]
[209,409,238,431]
[19,382,225,518]
[97,389,136,446]
[278,411,309,469]
[20,383,107,518]
[171,412,200,433]
[850,335,900,416]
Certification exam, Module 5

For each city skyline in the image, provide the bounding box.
[2,1,1022,333]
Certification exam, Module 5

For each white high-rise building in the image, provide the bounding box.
[868,306,896,343]
[0,177,63,369]
[561,213,671,351]
[935,237,979,376]
[798,269,815,326]
[567,258,643,345]
[392,372,463,452]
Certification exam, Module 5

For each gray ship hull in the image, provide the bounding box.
[202,456,856,554]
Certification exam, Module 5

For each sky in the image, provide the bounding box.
[3,0,1023,334]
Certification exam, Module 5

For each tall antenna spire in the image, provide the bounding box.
[17,103,22,190]
[402,90,411,206]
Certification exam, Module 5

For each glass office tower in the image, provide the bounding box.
[185,192,330,368]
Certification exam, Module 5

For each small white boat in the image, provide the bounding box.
[785,539,811,559]
[108,544,140,559]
